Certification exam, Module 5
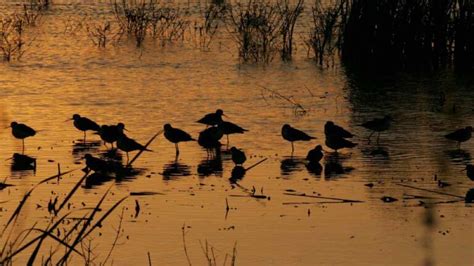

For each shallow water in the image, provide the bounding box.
[0,1,473,265]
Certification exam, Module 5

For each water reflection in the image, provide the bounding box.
[197,151,223,177]
[230,165,246,183]
[162,161,191,180]
[280,157,305,176]
[323,152,354,179]
[306,162,322,176]
[10,153,36,172]
[85,172,114,188]
[71,140,101,158]
[445,149,471,164]
[361,146,390,159]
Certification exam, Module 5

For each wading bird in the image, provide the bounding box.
[197,109,225,127]
[281,124,316,155]
[230,147,246,166]
[68,114,100,142]
[360,115,393,144]
[445,126,473,148]
[117,133,151,164]
[9,122,36,154]
[220,121,248,145]
[324,121,354,139]
[306,145,323,163]
[163,124,195,156]
[198,126,224,149]
[99,123,125,149]
[464,164,474,181]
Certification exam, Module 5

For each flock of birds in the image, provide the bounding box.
[5,109,474,182]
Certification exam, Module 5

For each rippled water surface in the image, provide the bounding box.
[0,1,473,265]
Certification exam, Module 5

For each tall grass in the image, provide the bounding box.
[0,170,128,264]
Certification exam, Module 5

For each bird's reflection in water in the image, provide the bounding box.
[72,140,101,157]
[280,157,305,176]
[362,146,390,159]
[162,161,191,180]
[197,150,223,177]
[85,172,114,189]
[323,152,354,179]
[230,165,246,183]
[99,149,123,162]
[10,153,36,172]
[306,161,322,176]
[445,149,471,164]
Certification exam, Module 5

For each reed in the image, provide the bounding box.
[278,0,304,61]
[0,170,128,264]
[226,0,283,63]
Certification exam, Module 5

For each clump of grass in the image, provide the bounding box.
[192,4,226,50]
[0,16,27,62]
[278,0,304,61]
[305,0,345,66]
[113,0,190,48]
[85,19,123,48]
[227,0,283,63]
[0,169,128,264]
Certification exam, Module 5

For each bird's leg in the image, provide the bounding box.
[83,131,86,143]
[226,135,230,147]
[376,132,380,145]
[175,143,180,157]
[126,152,130,165]
[368,131,374,144]
[291,142,294,157]
[22,139,25,154]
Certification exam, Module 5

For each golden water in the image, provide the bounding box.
[0,1,473,265]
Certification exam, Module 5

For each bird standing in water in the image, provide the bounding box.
[324,121,354,139]
[163,123,195,156]
[197,109,225,127]
[198,126,224,149]
[281,124,316,155]
[99,123,125,149]
[360,115,393,144]
[445,126,473,149]
[230,147,246,166]
[10,121,36,154]
[306,145,323,163]
[219,121,248,145]
[117,133,151,164]
[463,164,474,181]
[69,114,100,142]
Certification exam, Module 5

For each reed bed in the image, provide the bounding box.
[0,170,127,265]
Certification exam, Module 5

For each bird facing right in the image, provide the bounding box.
[10,121,36,154]
[163,123,195,156]
[445,126,473,148]
[281,124,316,155]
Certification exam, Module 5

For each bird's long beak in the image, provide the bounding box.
[5,157,12,161]
[223,114,229,118]
[461,168,467,172]
[65,118,73,122]
[4,126,10,129]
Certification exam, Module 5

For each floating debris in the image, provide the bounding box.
[381,196,398,203]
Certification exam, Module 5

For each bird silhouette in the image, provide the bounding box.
[163,123,195,156]
[117,133,151,164]
[69,114,100,142]
[464,164,474,181]
[10,122,36,154]
[230,147,246,166]
[445,126,473,148]
[198,126,224,149]
[306,145,323,163]
[219,121,248,145]
[99,123,125,149]
[281,124,315,155]
[197,109,225,127]
[325,121,354,139]
[360,115,393,144]
[84,154,109,173]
